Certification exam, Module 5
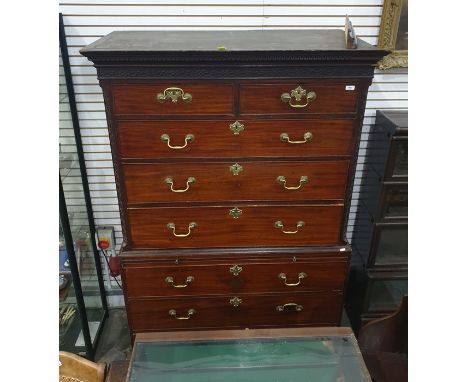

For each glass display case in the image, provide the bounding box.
[386,138,408,181]
[369,223,408,266]
[346,110,407,332]
[380,183,408,219]
[366,272,408,312]
[59,13,108,360]
[127,329,372,382]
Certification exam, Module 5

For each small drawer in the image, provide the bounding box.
[112,83,235,116]
[123,258,349,298]
[239,82,359,115]
[122,160,349,204]
[127,291,343,331]
[118,119,356,159]
[126,204,344,249]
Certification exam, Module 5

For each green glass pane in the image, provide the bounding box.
[393,140,408,176]
[128,337,370,382]
[368,279,407,312]
[374,227,408,265]
[383,186,408,217]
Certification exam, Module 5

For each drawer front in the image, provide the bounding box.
[123,160,349,204]
[124,259,349,298]
[112,83,234,116]
[128,291,343,331]
[240,82,359,115]
[117,119,355,159]
[127,204,344,249]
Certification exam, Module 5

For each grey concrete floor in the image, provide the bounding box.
[95,308,132,363]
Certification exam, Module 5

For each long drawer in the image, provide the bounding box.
[112,81,360,117]
[112,83,235,116]
[123,258,348,298]
[127,204,344,249]
[128,291,343,331]
[117,119,355,159]
[123,160,349,204]
[239,82,360,115]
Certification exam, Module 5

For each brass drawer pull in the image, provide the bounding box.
[156,87,192,103]
[167,222,197,237]
[277,175,308,190]
[160,134,194,150]
[274,220,305,234]
[278,272,307,287]
[276,303,303,312]
[280,132,313,144]
[280,86,316,108]
[168,308,196,320]
[165,276,194,288]
[230,296,242,307]
[164,177,196,193]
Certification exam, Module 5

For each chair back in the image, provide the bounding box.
[358,295,408,354]
[59,352,105,382]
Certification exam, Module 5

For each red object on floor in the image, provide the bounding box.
[109,255,121,277]
[98,240,110,250]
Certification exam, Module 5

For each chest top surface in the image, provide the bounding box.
[80,30,387,69]
[81,29,377,53]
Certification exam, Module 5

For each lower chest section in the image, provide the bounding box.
[121,248,350,335]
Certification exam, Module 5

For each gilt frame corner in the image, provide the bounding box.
[377,0,408,70]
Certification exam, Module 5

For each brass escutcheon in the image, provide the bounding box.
[230,296,242,307]
[281,86,316,108]
[229,264,243,276]
[229,207,243,219]
[157,87,192,103]
[229,163,243,176]
[229,121,245,135]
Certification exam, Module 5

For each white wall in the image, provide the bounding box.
[59,0,408,292]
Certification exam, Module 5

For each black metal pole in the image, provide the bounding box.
[59,13,109,314]
[60,177,95,360]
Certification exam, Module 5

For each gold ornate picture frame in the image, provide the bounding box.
[377,0,408,70]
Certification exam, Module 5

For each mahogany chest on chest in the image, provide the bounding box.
[81,30,386,338]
